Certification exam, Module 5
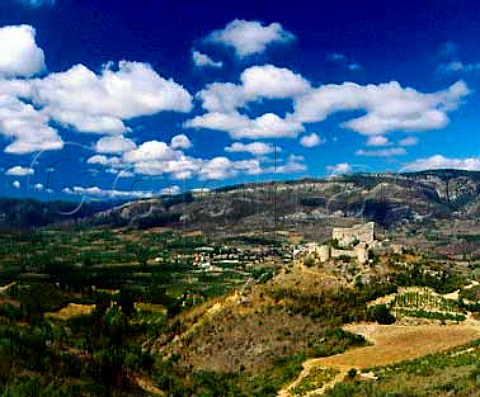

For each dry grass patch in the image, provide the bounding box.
[280,323,480,397]
[322,323,480,369]
[45,303,95,320]
[135,302,167,314]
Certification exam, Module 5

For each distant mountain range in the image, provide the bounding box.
[0,198,120,230]
[3,169,480,231]
[86,169,480,232]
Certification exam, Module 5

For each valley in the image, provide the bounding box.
[3,171,480,396]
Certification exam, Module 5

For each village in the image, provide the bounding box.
[149,222,399,279]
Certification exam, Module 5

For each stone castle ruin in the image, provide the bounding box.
[305,222,376,265]
[332,222,375,247]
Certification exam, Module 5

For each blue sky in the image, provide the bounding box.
[1,0,480,200]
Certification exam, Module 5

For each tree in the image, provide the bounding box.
[369,304,396,324]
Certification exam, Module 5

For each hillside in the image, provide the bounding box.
[85,169,480,233]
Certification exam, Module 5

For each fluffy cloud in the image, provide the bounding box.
[293,80,469,135]
[5,166,34,176]
[12,180,20,189]
[356,147,406,157]
[133,157,200,180]
[87,155,122,168]
[188,66,309,139]
[186,111,303,139]
[406,154,480,171]
[438,61,480,74]
[32,61,192,134]
[0,28,62,153]
[196,82,246,113]
[128,152,263,181]
[192,50,223,68]
[63,186,154,199]
[160,185,181,195]
[192,67,467,143]
[122,140,199,179]
[34,183,44,191]
[0,25,45,78]
[97,136,305,180]
[240,65,310,99]
[94,136,136,154]
[366,136,390,146]
[398,136,418,147]
[268,154,306,173]
[170,134,192,150]
[198,157,263,180]
[225,141,278,155]
[206,19,295,58]
[123,140,179,163]
[197,65,309,113]
[326,162,352,175]
[0,31,193,154]
[198,157,238,180]
[0,94,63,154]
[187,65,308,140]
[299,133,324,148]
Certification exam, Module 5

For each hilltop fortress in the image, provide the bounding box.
[332,222,375,247]
[304,222,376,265]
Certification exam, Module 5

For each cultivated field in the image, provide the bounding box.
[283,323,480,397]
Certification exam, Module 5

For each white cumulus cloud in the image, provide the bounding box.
[123,140,178,163]
[191,67,468,143]
[94,136,137,154]
[406,154,480,171]
[86,155,122,167]
[32,61,192,134]
[185,111,303,139]
[5,165,34,176]
[192,50,223,68]
[197,64,309,113]
[326,162,352,175]
[170,134,192,150]
[206,19,295,58]
[0,35,194,155]
[300,133,324,148]
[356,147,407,157]
[0,25,45,78]
[294,80,469,135]
[366,136,390,146]
[240,64,310,99]
[160,185,181,195]
[225,141,278,155]
[438,61,480,74]
[398,136,418,147]
[0,94,63,154]
[63,185,154,199]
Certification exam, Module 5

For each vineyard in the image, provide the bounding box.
[388,288,467,322]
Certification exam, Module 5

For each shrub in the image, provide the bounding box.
[347,368,357,379]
